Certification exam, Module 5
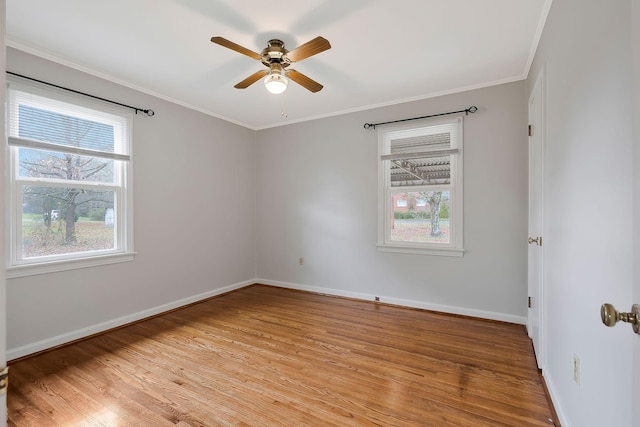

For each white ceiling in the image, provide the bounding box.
[6,0,551,130]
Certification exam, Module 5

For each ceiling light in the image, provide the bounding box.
[264,64,288,94]
[264,74,288,94]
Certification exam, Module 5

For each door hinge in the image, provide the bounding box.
[528,236,542,246]
[528,296,532,308]
[528,125,532,136]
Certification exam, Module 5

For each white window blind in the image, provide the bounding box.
[8,84,130,161]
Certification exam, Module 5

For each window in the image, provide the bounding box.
[7,80,134,277]
[377,117,464,256]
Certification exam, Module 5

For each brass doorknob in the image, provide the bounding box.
[600,303,640,334]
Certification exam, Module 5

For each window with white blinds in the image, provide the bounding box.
[377,117,464,256]
[7,80,134,276]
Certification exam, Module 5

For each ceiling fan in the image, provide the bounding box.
[210,36,331,94]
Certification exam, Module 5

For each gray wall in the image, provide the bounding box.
[527,0,636,425]
[7,48,258,359]
[255,81,529,323]
[7,46,530,358]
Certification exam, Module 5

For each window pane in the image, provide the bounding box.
[21,186,116,258]
[18,147,114,183]
[390,191,450,244]
[390,132,451,187]
[18,104,117,153]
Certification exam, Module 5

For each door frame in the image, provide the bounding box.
[1,0,8,422]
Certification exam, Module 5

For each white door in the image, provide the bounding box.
[527,70,544,368]
[632,2,640,423]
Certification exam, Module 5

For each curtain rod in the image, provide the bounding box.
[363,106,477,129]
[6,71,155,117]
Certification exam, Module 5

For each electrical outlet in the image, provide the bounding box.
[573,354,580,385]
[299,257,304,265]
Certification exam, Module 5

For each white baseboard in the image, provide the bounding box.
[9,278,527,361]
[7,279,254,361]
[542,369,570,427]
[257,279,527,325]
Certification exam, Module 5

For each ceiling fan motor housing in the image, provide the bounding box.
[261,39,290,67]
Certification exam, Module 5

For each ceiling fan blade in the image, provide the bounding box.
[287,69,324,93]
[286,36,331,62]
[211,36,262,60]
[234,70,269,89]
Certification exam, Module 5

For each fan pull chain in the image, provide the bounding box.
[281,92,288,118]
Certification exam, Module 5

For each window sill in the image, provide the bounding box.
[7,252,136,279]
[377,244,465,257]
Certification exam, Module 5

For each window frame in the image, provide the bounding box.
[377,116,464,257]
[6,79,135,278]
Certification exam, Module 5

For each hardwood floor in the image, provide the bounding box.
[8,285,556,426]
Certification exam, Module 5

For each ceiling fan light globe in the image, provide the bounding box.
[264,74,288,94]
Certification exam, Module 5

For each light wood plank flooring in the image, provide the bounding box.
[8,285,556,426]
